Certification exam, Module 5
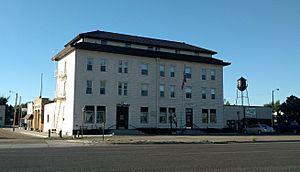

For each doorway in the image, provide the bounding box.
[116,106,129,129]
[186,108,193,128]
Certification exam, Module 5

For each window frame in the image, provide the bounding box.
[140,107,149,124]
[185,67,192,79]
[86,80,93,94]
[185,86,192,99]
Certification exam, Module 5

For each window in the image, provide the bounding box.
[168,108,176,124]
[125,43,131,48]
[118,61,128,73]
[170,66,175,77]
[141,64,148,75]
[185,67,192,78]
[100,81,106,95]
[185,86,192,98]
[202,69,206,80]
[202,87,206,99]
[211,88,216,99]
[140,107,148,123]
[86,58,93,71]
[211,69,216,80]
[101,40,107,45]
[47,114,49,123]
[170,85,175,98]
[194,51,199,56]
[141,84,148,96]
[155,47,160,51]
[123,83,128,96]
[96,106,106,123]
[159,107,167,123]
[86,80,92,94]
[210,109,217,123]
[148,46,153,50]
[202,109,208,124]
[124,62,128,73]
[118,82,122,95]
[160,64,165,77]
[175,49,180,54]
[160,85,165,97]
[84,105,95,124]
[100,59,106,72]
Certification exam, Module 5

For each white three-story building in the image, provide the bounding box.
[47,30,230,135]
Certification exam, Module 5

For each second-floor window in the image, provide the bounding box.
[100,81,106,95]
[118,82,128,96]
[86,80,92,94]
[202,87,207,99]
[141,64,148,75]
[141,84,148,96]
[185,67,192,79]
[170,85,175,98]
[185,86,192,98]
[160,64,165,77]
[118,60,128,73]
[87,58,93,71]
[211,88,216,99]
[160,85,165,97]
[100,59,106,72]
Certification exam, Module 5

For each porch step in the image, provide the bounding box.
[110,129,144,135]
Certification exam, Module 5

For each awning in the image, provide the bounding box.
[23,114,33,120]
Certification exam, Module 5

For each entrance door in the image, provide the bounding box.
[116,106,129,129]
[186,108,193,128]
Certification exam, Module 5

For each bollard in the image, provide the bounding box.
[48,129,51,138]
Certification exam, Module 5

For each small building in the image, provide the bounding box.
[43,102,56,132]
[32,97,51,132]
[223,105,272,130]
[0,105,5,127]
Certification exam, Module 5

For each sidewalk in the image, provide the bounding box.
[6,128,300,145]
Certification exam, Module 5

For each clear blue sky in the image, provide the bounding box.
[1,0,299,106]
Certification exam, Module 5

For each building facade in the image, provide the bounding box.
[223,105,272,130]
[49,30,230,135]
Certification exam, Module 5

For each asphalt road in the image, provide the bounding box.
[0,142,300,172]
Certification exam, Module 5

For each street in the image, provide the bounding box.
[0,142,300,172]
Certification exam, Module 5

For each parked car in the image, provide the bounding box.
[274,121,300,134]
[242,124,274,135]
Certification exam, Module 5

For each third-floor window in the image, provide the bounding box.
[118,60,128,73]
[87,58,93,71]
[141,63,148,75]
[100,59,106,72]
[160,64,165,77]
[185,67,192,79]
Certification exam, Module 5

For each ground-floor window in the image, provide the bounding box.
[140,107,148,123]
[210,109,217,123]
[96,106,106,123]
[202,109,208,123]
[84,105,95,123]
[159,107,167,123]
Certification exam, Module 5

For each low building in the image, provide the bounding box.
[223,105,272,130]
[43,102,56,132]
[0,105,5,127]
[32,97,51,132]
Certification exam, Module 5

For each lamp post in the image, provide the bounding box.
[9,91,18,131]
[271,88,279,126]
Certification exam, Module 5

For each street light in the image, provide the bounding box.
[271,88,279,126]
[272,88,280,110]
[9,90,18,131]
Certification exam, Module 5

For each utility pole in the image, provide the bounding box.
[18,96,22,128]
[12,93,18,132]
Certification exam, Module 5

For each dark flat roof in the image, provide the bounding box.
[66,30,217,55]
[53,42,230,66]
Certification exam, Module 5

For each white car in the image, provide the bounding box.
[242,124,274,135]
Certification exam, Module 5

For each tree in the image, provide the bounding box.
[263,100,280,113]
[224,99,231,105]
[279,95,300,123]
[0,96,9,105]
